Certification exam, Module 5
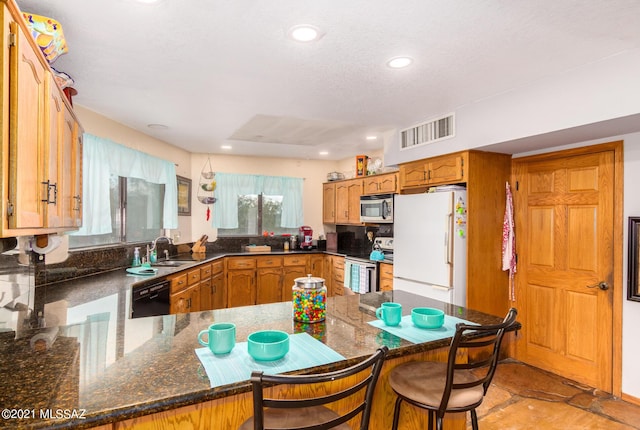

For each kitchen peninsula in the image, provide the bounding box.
[0,257,517,430]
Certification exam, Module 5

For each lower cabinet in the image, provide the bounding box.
[379,262,393,291]
[169,272,200,314]
[332,256,345,296]
[169,254,328,311]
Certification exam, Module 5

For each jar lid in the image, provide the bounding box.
[294,274,325,289]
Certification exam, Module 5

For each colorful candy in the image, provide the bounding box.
[292,287,326,323]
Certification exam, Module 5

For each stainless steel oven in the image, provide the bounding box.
[344,256,378,293]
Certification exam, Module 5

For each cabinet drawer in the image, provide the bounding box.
[283,255,308,267]
[187,268,201,286]
[333,270,345,283]
[227,257,256,270]
[211,259,224,275]
[332,258,345,271]
[170,273,188,294]
[200,263,212,279]
[257,256,283,268]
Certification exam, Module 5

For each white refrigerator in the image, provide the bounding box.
[393,189,467,306]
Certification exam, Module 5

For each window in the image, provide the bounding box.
[213,173,304,236]
[69,175,164,248]
[218,194,298,236]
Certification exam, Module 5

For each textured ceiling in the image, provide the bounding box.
[14,0,640,160]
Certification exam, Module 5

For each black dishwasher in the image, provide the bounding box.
[131,279,170,318]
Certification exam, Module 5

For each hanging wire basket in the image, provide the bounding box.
[197,156,216,205]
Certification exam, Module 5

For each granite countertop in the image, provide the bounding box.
[4,252,481,429]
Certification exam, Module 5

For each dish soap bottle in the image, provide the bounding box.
[132,247,141,267]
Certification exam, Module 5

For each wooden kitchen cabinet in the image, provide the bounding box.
[335,178,363,224]
[256,256,283,304]
[379,262,394,291]
[399,152,466,190]
[226,257,257,308]
[322,182,336,223]
[169,272,200,314]
[1,1,83,236]
[282,254,309,300]
[362,172,398,195]
[332,256,345,296]
[309,254,324,277]
[200,260,226,311]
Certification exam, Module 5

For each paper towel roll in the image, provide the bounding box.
[30,326,59,351]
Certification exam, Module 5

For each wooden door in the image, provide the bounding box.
[59,103,76,227]
[513,146,616,392]
[427,153,465,185]
[347,180,363,224]
[71,123,83,227]
[8,21,47,229]
[335,182,349,224]
[227,270,255,308]
[256,267,283,304]
[210,271,226,310]
[45,73,63,227]
[323,183,336,223]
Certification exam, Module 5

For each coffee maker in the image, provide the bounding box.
[298,226,313,249]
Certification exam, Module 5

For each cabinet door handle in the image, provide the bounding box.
[41,181,57,204]
[73,195,82,211]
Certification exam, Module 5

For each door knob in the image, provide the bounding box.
[586,281,609,290]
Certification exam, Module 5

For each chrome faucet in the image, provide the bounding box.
[147,235,173,262]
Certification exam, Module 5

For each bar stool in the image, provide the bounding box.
[239,346,388,430]
[388,308,518,430]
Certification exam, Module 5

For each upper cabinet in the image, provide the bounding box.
[362,172,398,195]
[1,1,83,237]
[399,152,467,190]
[335,178,362,225]
[323,172,398,225]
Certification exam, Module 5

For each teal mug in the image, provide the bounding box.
[198,322,236,354]
[375,302,402,327]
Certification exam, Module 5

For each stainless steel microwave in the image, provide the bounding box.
[360,194,393,223]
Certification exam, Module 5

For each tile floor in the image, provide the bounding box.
[470,359,640,429]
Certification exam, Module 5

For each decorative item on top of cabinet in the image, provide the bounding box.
[363,172,398,195]
[1,1,83,237]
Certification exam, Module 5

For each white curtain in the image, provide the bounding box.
[73,134,178,235]
[213,173,303,229]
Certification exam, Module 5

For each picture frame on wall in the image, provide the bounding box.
[177,175,192,216]
[627,217,640,301]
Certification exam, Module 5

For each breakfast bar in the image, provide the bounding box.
[0,284,517,430]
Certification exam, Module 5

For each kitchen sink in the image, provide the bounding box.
[151,260,193,267]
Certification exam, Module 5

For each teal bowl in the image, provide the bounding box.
[411,308,445,329]
[247,330,290,361]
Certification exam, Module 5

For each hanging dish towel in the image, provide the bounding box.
[502,182,516,301]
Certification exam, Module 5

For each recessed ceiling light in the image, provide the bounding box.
[366,136,377,141]
[134,0,162,4]
[319,151,329,156]
[221,145,232,150]
[287,25,323,42]
[147,123,168,130]
[387,56,413,69]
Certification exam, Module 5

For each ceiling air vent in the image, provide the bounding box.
[400,113,455,149]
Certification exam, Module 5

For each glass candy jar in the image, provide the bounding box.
[292,274,327,323]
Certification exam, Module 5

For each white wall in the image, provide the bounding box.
[385,49,640,165]
[621,134,640,398]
